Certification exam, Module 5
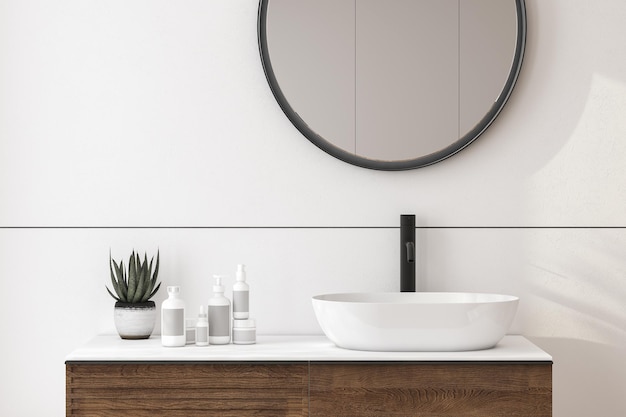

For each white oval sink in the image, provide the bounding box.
[312,292,519,352]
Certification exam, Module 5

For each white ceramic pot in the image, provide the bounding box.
[114,301,156,340]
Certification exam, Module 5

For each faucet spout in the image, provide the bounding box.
[400,214,416,292]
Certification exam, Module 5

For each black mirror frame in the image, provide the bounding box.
[258,0,527,171]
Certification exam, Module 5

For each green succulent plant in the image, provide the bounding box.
[106,250,161,303]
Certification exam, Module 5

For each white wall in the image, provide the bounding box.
[1,0,625,415]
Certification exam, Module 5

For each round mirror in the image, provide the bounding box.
[258,0,527,170]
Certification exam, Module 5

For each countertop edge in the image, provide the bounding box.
[65,335,553,363]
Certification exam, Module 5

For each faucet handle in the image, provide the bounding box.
[405,242,415,263]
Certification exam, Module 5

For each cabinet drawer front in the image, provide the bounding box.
[67,363,308,417]
[310,363,551,417]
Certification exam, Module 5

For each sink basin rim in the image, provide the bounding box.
[313,292,519,305]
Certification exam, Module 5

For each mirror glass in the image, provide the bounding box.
[258,0,526,170]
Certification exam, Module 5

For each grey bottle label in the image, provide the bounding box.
[196,326,208,343]
[233,290,249,313]
[163,308,184,336]
[209,305,230,337]
[234,329,256,343]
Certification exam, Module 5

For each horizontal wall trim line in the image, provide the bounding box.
[2,226,626,230]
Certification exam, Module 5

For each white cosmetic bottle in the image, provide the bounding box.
[161,286,186,347]
[233,264,250,320]
[208,275,231,345]
[195,305,209,346]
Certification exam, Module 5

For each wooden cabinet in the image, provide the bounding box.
[67,361,551,417]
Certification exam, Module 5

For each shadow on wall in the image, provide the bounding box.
[523,228,626,417]
[526,72,626,226]
[512,1,626,179]
[531,337,626,417]
[523,229,626,343]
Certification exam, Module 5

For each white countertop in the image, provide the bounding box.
[66,335,552,362]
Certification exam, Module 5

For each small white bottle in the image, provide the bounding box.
[161,286,186,347]
[233,264,250,320]
[208,275,231,345]
[195,305,209,346]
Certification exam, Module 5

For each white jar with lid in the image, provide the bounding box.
[233,319,256,345]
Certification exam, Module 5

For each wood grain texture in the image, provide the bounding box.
[67,361,551,417]
[309,363,552,417]
[66,363,308,417]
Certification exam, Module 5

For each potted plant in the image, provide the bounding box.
[106,250,161,339]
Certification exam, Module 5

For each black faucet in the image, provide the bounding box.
[400,214,416,292]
